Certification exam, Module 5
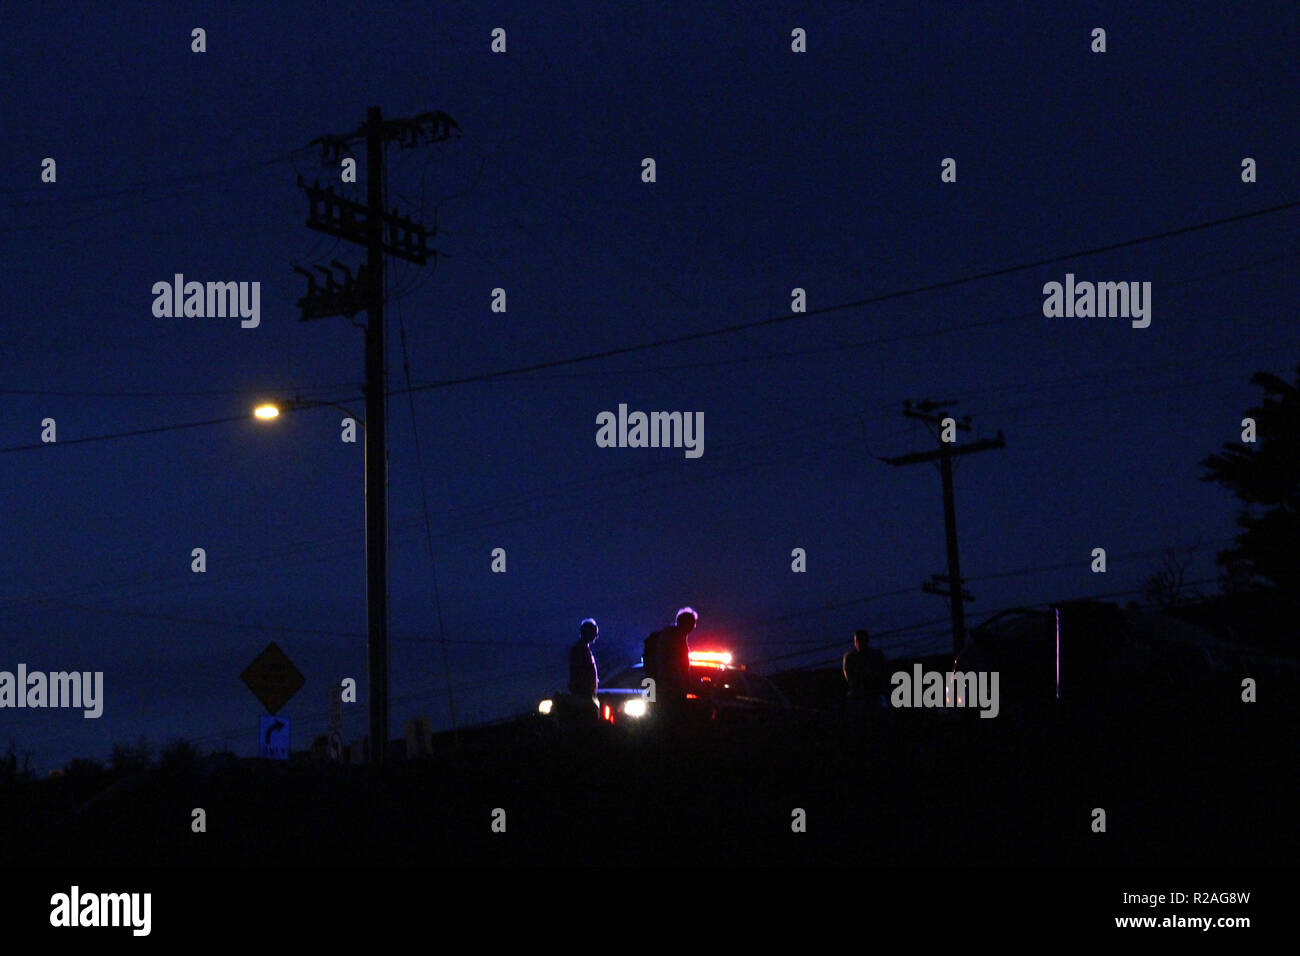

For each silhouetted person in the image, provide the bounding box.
[559,618,599,730]
[569,618,599,698]
[844,629,885,728]
[644,607,698,722]
[663,606,697,694]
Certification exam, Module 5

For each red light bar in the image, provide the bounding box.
[688,650,732,665]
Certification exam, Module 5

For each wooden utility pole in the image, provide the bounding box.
[882,400,1005,655]
[293,106,459,762]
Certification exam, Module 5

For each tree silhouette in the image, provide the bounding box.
[1141,543,1199,609]
[1200,365,1300,595]
[0,743,32,787]
[110,735,153,774]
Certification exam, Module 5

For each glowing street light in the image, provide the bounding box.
[252,398,363,427]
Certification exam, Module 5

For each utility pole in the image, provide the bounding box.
[882,400,1005,655]
[293,106,459,762]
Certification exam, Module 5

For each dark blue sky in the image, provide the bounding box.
[2,1,1297,770]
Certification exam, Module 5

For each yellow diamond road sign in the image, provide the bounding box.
[240,642,306,715]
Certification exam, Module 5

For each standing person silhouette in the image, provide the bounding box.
[565,618,600,727]
[645,607,697,725]
[843,628,884,729]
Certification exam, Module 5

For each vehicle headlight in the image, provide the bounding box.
[622,697,648,718]
[538,699,553,715]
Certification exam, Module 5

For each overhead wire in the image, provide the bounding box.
[388,159,460,734]
[5,202,1296,454]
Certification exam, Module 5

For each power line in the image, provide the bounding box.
[391,200,1300,394]
[0,389,359,453]
[416,350,1296,540]
[394,252,459,733]
[383,261,1296,389]
[0,362,1252,609]
[7,247,1288,445]
[0,412,252,453]
[6,203,1296,454]
[440,150,1298,434]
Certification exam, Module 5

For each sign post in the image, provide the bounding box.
[327,685,343,761]
[240,642,306,760]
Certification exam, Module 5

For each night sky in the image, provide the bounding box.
[2,1,1297,772]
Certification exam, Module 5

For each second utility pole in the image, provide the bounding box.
[882,400,1005,656]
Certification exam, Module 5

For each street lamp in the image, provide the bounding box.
[252,394,382,764]
[251,398,364,427]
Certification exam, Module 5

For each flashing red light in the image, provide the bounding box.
[602,704,613,723]
[685,693,698,699]
[688,650,732,668]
